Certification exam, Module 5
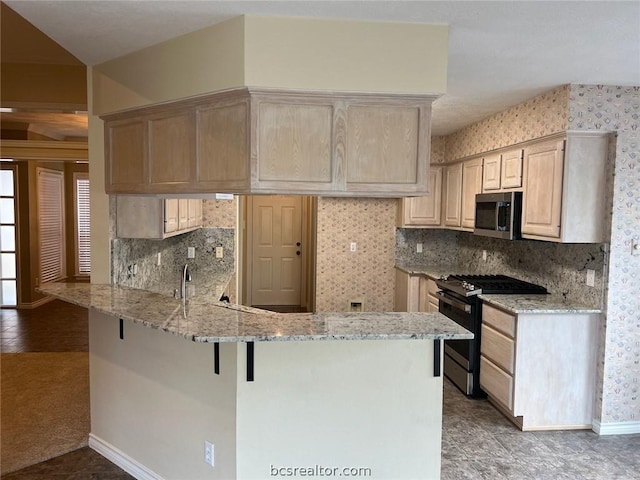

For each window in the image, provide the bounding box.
[37,168,65,283]
[0,166,17,306]
[74,173,90,275]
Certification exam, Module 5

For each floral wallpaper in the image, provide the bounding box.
[569,84,640,426]
[202,197,237,228]
[445,85,570,162]
[315,198,397,312]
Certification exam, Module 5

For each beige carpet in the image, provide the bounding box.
[0,352,90,475]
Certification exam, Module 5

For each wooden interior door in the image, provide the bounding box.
[250,195,303,306]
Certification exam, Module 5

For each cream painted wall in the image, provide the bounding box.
[89,312,238,479]
[236,340,443,479]
[90,311,443,479]
[91,15,246,115]
[244,16,448,93]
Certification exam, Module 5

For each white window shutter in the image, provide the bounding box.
[75,175,90,275]
[37,168,65,283]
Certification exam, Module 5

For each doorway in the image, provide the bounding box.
[243,195,315,311]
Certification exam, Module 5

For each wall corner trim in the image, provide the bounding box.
[89,434,164,480]
[592,419,640,436]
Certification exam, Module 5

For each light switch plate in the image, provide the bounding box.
[215,247,223,258]
[350,242,357,252]
[416,243,423,253]
[586,269,595,287]
[187,246,195,259]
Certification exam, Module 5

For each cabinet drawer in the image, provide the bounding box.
[482,303,516,337]
[480,355,513,411]
[481,324,515,374]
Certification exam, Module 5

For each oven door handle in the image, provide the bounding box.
[436,292,471,313]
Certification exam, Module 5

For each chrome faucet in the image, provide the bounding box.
[181,264,192,299]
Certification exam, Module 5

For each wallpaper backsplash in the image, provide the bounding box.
[315,198,397,312]
[112,228,234,298]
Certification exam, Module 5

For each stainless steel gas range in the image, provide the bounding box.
[435,274,548,398]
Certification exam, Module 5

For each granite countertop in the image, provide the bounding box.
[38,282,473,343]
[477,294,602,314]
[395,263,602,314]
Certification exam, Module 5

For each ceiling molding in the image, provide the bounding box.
[0,140,88,162]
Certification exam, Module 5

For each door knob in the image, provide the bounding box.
[296,242,301,246]
[296,251,301,256]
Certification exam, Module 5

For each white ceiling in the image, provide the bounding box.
[5,0,640,135]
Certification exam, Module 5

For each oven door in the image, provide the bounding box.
[437,291,474,368]
[437,290,483,396]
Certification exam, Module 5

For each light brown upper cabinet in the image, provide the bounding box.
[482,148,523,192]
[443,162,463,228]
[461,157,484,230]
[482,153,502,191]
[522,132,609,242]
[116,197,202,239]
[102,88,438,197]
[500,148,524,189]
[397,165,443,227]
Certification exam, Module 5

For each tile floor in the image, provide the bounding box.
[1,299,88,352]
[441,380,640,479]
[2,300,638,479]
[0,447,133,480]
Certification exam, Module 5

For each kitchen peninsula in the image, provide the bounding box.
[40,282,471,480]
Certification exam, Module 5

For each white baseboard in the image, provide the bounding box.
[89,434,164,480]
[592,419,640,435]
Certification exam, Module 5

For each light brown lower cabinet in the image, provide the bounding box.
[480,302,598,430]
[395,269,439,313]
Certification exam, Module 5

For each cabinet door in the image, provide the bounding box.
[522,139,564,239]
[187,199,202,228]
[177,199,189,231]
[164,199,179,234]
[346,104,423,190]
[501,148,523,189]
[461,157,484,229]
[395,270,420,312]
[482,153,501,191]
[148,111,195,188]
[401,166,443,226]
[443,163,463,227]
[106,119,147,192]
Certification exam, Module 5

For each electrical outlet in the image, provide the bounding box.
[586,269,595,287]
[416,243,423,253]
[204,441,214,467]
[215,247,224,258]
[350,242,357,252]
[187,246,196,259]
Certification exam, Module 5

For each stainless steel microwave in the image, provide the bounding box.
[474,192,522,240]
